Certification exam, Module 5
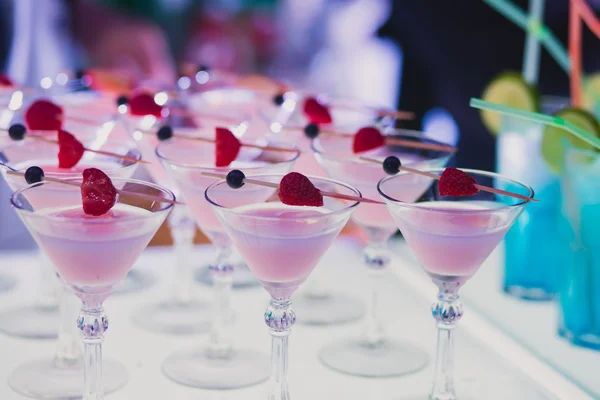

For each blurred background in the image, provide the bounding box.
[1,0,600,249]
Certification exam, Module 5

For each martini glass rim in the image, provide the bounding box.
[10,177,175,223]
[155,139,301,170]
[311,130,454,165]
[1,141,142,178]
[377,167,535,214]
[204,173,362,221]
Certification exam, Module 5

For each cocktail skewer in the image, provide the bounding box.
[297,124,458,153]
[3,125,150,165]
[201,171,384,205]
[361,156,538,203]
[4,167,181,205]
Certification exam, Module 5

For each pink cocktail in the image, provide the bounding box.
[207,173,360,400]
[157,138,300,390]
[12,177,174,400]
[378,168,533,399]
[313,130,453,378]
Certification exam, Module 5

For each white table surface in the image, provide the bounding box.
[0,237,594,400]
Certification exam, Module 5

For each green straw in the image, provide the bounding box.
[470,98,600,150]
[482,0,570,73]
[522,0,545,85]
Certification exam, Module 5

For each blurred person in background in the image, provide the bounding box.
[378,1,600,172]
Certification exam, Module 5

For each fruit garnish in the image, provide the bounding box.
[25,166,44,184]
[215,127,241,167]
[353,127,385,153]
[583,73,600,113]
[304,123,320,139]
[438,168,480,197]
[0,74,14,87]
[8,124,26,141]
[303,97,332,124]
[208,170,381,204]
[383,156,402,175]
[481,71,539,135]
[541,107,600,172]
[25,99,63,131]
[128,92,163,117]
[81,168,118,216]
[58,130,85,168]
[273,93,285,106]
[116,95,129,107]
[156,126,173,141]
[278,172,324,207]
[226,170,246,189]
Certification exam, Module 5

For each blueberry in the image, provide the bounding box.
[273,93,285,106]
[303,123,320,139]
[156,126,173,141]
[383,156,401,175]
[25,166,44,184]
[197,64,210,73]
[75,69,86,80]
[116,95,129,107]
[8,124,26,141]
[226,170,245,189]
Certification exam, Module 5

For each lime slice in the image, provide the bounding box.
[583,73,600,115]
[541,107,600,173]
[481,72,540,135]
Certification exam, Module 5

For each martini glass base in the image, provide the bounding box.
[195,264,260,289]
[162,348,270,389]
[0,273,16,292]
[8,358,128,399]
[0,305,59,339]
[319,338,429,378]
[113,269,155,295]
[503,285,554,301]
[293,293,365,325]
[132,300,211,335]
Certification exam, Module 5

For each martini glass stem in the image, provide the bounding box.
[78,304,108,400]
[54,283,83,367]
[207,246,234,358]
[169,207,196,305]
[363,238,391,346]
[37,257,59,308]
[265,298,295,400]
[430,280,463,400]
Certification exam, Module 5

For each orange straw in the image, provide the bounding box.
[573,0,600,38]
[570,0,583,107]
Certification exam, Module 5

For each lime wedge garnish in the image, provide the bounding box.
[541,107,600,173]
[583,73,600,115]
[481,72,540,135]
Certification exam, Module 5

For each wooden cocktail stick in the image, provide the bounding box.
[290,126,458,153]
[141,129,300,154]
[360,157,538,203]
[201,171,384,205]
[26,135,150,165]
[5,170,181,205]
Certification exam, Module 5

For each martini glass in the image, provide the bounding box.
[126,96,255,334]
[1,139,140,399]
[266,97,395,326]
[314,130,452,377]
[378,168,533,400]
[185,87,275,288]
[206,173,360,399]
[11,177,174,400]
[157,137,300,389]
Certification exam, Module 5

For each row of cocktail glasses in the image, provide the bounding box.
[0,86,534,400]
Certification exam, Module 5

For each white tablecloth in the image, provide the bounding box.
[0,237,593,399]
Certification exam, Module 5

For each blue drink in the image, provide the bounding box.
[559,147,600,349]
[497,117,562,300]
